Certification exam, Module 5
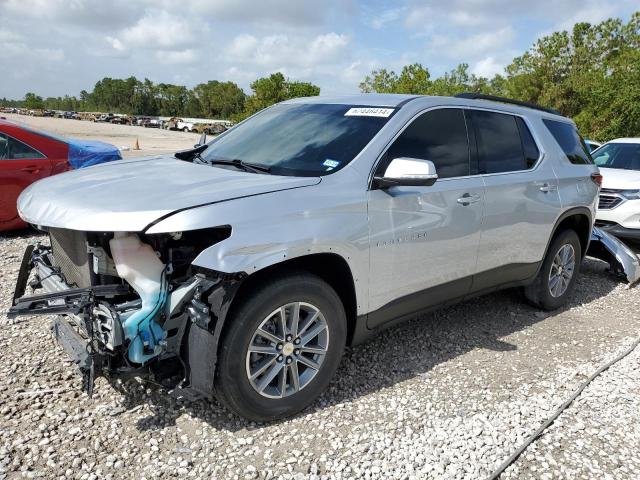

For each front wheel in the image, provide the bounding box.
[215,273,346,421]
[524,229,582,310]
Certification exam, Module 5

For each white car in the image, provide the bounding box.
[177,120,195,132]
[585,139,602,152]
[593,138,640,241]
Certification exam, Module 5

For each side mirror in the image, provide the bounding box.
[374,157,438,189]
[197,132,207,146]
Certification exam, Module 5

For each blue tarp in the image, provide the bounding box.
[67,139,122,169]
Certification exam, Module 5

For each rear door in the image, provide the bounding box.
[0,133,52,225]
[467,109,561,287]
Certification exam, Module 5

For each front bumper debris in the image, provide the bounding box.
[8,244,129,395]
[8,243,247,401]
[50,316,98,396]
[594,221,640,241]
[588,226,640,286]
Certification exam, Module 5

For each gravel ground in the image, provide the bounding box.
[1,231,639,479]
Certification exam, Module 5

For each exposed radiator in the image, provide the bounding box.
[49,228,92,288]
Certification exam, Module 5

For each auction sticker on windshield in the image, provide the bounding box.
[344,107,395,117]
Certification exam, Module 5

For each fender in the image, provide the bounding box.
[144,181,371,315]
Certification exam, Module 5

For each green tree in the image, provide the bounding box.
[24,92,45,110]
[239,72,320,120]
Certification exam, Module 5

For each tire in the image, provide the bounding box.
[524,229,582,310]
[215,272,346,421]
[183,127,189,132]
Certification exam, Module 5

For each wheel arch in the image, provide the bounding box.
[227,253,359,345]
[548,207,593,259]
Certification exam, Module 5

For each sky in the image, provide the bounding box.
[0,0,637,99]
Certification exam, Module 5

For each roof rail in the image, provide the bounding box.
[454,92,561,116]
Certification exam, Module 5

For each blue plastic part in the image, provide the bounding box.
[123,287,168,365]
[67,139,122,169]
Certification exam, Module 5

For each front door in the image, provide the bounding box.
[367,108,484,328]
[0,133,52,226]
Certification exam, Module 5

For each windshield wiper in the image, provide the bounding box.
[207,158,271,174]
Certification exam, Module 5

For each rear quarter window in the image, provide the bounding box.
[543,119,593,165]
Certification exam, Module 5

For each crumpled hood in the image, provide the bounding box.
[600,167,640,190]
[18,155,320,232]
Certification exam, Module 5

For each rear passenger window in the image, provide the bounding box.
[0,133,8,160]
[471,110,527,174]
[385,108,470,178]
[7,136,46,160]
[543,119,593,164]
[516,117,540,168]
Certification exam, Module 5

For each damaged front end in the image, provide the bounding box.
[8,227,244,398]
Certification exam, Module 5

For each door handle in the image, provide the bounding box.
[457,193,481,206]
[21,166,41,174]
[536,182,557,193]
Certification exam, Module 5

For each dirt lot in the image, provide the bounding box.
[1,113,197,158]
[1,229,639,479]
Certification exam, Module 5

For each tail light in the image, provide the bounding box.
[591,173,603,187]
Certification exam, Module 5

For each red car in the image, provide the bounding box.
[0,119,121,231]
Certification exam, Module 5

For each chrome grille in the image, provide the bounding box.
[598,189,624,210]
[49,228,92,288]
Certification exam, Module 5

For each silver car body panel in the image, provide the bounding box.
[17,95,600,318]
[17,155,320,232]
[590,226,640,285]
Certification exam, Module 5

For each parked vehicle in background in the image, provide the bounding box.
[111,115,136,126]
[135,116,150,126]
[0,119,123,231]
[164,117,181,130]
[96,113,116,123]
[177,120,195,132]
[8,93,599,420]
[143,118,162,128]
[592,138,640,241]
[191,123,230,135]
[585,139,602,152]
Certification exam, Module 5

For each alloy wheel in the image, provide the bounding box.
[548,243,576,298]
[245,302,329,399]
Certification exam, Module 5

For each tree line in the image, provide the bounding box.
[2,72,320,122]
[2,12,638,140]
[360,13,640,142]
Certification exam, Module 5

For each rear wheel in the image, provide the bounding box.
[525,229,582,310]
[215,272,346,421]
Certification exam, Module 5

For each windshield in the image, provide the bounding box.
[592,143,640,171]
[201,103,395,176]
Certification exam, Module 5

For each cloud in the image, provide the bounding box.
[156,49,197,64]
[471,56,506,77]
[189,0,352,26]
[0,0,637,99]
[227,32,350,69]
[366,7,405,29]
[1,0,145,30]
[431,27,516,60]
[111,10,201,51]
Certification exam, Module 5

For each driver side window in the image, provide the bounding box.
[385,108,470,179]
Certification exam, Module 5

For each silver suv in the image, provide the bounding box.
[9,93,599,421]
